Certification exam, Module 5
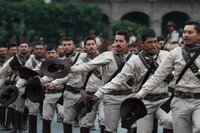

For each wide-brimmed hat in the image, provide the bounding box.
[18,66,39,80]
[120,98,147,129]
[25,77,44,103]
[75,90,93,119]
[40,58,71,79]
[0,85,19,106]
[9,56,22,71]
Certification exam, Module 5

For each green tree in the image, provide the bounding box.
[112,20,146,38]
[0,0,108,45]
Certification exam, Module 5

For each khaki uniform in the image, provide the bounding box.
[71,51,133,133]
[137,47,200,133]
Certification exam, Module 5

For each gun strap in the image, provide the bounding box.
[138,51,159,90]
[107,53,132,83]
[182,47,200,79]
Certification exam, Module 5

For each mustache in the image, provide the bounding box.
[115,45,121,48]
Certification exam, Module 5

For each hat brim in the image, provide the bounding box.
[0,85,19,106]
[25,77,44,103]
[9,56,22,71]
[120,98,147,129]
[40,58,71,79]
[75,90,93,119]
[18,66,39,80]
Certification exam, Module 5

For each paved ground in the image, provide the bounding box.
[1,115,163,133]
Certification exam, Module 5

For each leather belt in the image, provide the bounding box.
[65,85,82,94]
[85,91,95,95]
[174,91,200,99]
[46,89,62,94]
[107,90,132,96]
[144,93,169,101]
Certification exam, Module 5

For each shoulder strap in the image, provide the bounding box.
[72,52,81,65]
[182,48,200,79]
[177,49,200,83]
[107,52,130,83]
[31,58,37,69]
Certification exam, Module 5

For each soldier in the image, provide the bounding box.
[45,36,103,133]
[164,21,180,51]
[0,45,9,131]
[68,30,133,133]
[14,40,46,133]
[135,21,200,133]
[34,44,65,133]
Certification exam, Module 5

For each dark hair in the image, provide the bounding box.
[157,36,165,42]
[185,21,200,33]
[7,42,17,50]
[31,40,45,48]
[170,41,179,45]
[115,30,130,42]
[141,29,156,42]
[84,36,96,46]
[62,37,74,43]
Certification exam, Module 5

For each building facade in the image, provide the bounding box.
[82,0,200,36]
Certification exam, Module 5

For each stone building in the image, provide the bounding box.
[82,0,200,36]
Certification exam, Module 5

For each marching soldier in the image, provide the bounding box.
[67,30,133,133]
[135,21,200,133]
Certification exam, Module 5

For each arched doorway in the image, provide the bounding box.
[162,11,190,36]
[121,12,150,27]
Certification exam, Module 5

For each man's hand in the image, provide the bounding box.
[133,94,143,100]
[91,95,100,103]
[43,83,54,92]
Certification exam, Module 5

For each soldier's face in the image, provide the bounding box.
[62,40,75,54]
[46,50,57,58]
[114,35,128,54]
[0,47,7,58]
[33,45,46,58]
[183,25,200,46]
[142,37,158,56]
[84,40,97,55]
[19,43,29,55]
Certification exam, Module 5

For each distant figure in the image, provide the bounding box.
[169,41,180,51]
[157,36,166,50]
[164,21,180,51]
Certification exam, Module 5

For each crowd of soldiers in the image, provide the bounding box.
[0,20,200,133]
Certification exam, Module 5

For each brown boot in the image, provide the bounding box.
[42,119,51,133]
[104,130,113,133]
[152,118,158,133]
[80,127,90,133]
[63,123,72,133]
[29,115,37,133]
[10,111,23,133]
[127,127,137,133]
[163,128,173,133]
[100,125,105,133]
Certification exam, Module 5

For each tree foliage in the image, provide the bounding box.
[0,0,108,45]
[112,20,146,38]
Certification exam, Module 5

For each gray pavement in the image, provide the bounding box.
[1,115,163,133]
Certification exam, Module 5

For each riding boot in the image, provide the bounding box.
[29,115,37,133]
[0,106,6,131]
[21,108,29,131]
[163,128,173,133]
[63,123,72,133]
[10,111,23,133]
[152,118,158,133]
[80,127,90,133]
[104,130,113,133]
[100,125,105,133]
[42,119,51,133]
[127,127,137,133]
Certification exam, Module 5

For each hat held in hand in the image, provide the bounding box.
[40,58,71,79]
[120,98,147,129]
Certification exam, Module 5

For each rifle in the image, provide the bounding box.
[160,49,200,112]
